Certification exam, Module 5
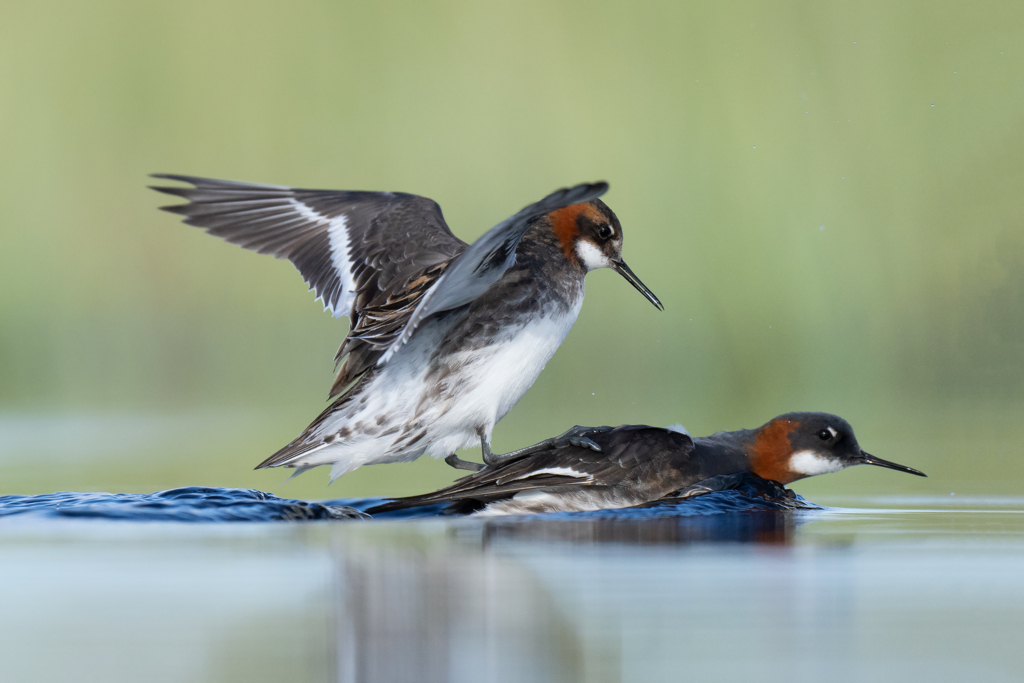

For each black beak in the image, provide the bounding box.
[613,259,663,310]
[858,451,927,477]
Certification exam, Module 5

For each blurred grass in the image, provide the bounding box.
[0,0,1022,499]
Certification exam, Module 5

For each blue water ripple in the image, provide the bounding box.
[0,477,819,522]
[0,487,365,522]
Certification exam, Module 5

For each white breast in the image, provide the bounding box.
[424,297,585,456]
[476,304,584,420]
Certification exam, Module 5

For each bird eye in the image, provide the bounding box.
[597,225,614,240]
[817,429,832,441]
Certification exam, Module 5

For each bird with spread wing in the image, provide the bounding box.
[152,175,662,481]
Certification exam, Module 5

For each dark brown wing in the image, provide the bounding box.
[367,425,693,513]
[328,260,450,396]
[150,174,466,323]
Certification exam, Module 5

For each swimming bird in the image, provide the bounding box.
[367,412,926,515]
[151,175,662,480]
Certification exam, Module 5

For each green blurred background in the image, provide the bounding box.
[1,0,1021,500]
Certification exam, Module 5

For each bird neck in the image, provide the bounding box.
[691,423,803,485]
[518,221,588,281]
[549,203,604,264]
[690,430,758,478]
[746,419,802,484]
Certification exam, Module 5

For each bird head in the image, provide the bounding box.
[548,200,663,310]
[747,412,927,484]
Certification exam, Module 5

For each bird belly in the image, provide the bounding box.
[425,299,585,456]
[281,299,583,479]
[291,317,461,478]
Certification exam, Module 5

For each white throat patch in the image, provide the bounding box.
[574,240,612,271]
[788,450,845,476]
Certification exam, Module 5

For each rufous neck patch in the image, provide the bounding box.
[550,203,601,260]
[749,419,800,484]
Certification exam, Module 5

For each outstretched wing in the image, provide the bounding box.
[378,181,609,363]
[367,425,688,513]
[152,175,608,397]
[149,174,466,323]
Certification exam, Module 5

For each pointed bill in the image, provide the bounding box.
[859,451,927,477]
[613,259,663,310]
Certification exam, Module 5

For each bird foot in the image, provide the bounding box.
[444,454,484,472]
[480,426,607,468]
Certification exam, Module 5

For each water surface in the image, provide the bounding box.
[0,490,1020,682]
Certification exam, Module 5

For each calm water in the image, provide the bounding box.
[0,490,1021,683]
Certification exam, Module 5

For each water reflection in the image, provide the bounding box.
[337,484,818,679]
[327,502,1024,683]
[2,500,1023,682]
[476,510,812,546]
[335,541,587,683]
[330,511,821,682]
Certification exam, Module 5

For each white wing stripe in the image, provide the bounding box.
[286,195,331,225]
[512,466,592,482]
[326,214,357,318]
[287,198,358,318]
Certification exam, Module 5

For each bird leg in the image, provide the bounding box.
[444,454,484,472]
[480,426,607,467]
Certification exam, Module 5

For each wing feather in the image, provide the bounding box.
[366,424,689,513]
[152,175,611,401]
[150,174,466,322]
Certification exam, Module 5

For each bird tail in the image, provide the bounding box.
[366,493,484,515]
[255,389,362,475]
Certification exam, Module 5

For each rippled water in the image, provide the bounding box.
[1,486,1022,683]
[0,475,817,522]
[0,487,366,522]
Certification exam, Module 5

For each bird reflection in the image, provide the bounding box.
[329,506,823,681]
[477,509,810,547]
[330,480,824,681]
